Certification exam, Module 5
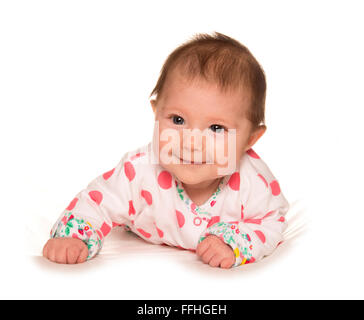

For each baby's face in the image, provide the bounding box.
[151,71,263,185]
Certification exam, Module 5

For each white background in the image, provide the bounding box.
[1,0,364,299]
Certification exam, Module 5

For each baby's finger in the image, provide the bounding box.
[220,257,234,269]
[66,247,79,264]
[42,243,48,258]
[209,254,223,268]
[76,246,88,263]
[55,246,67,264]
[196,239,210,257]
[46,246,56,262]
[201,248,215,264]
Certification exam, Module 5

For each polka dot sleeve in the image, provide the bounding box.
[235,149,290,265]
[49,150,143,260]
[199,148,290,267]
[199,206,288,267]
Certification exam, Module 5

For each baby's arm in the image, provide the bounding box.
[43,153,137,264]
[198,165,289,268]
[198,206,288,268]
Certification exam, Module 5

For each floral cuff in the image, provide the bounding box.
[198,222,254,267]
[50,211,102,260]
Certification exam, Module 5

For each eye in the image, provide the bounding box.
[171,115,185,125]
[210,124,226,133]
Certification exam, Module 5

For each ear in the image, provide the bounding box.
[150,99,157,114]
[245,125,266,152]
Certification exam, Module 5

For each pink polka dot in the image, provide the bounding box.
[207,216,220,228]
[228,172,240,191]
[102,168,115,180]
[257,173,268,188]
[254,230,266,243]
[244,219,262,225]
[124,161,135,182]
[88,190,103,205]
[141,189,153,205]
[270,180,281,196]
[137,228,151,238]
[112,222,121,227]
[241,204,244,220]
[128,200,136,216]
[154,224,164,238]
[176,210,185,228]
[100,222,111,237]
[278,216,285,222]
[130,152,146,161]
[246,148,260,159]
[263,210,274,219]
[210,200,216,207]
[66,197,78,210]
[158,171,172,189]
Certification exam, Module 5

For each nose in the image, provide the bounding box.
[181,128,206,162]
[182,129,203,149]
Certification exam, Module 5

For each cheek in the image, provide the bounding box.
[153,122,182,162]
[214,133,238,158]
[212,132,245,174]
[213,135,227,158]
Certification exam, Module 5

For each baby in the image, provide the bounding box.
[43,32,289,268]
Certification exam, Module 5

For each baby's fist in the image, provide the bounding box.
[43,237,88,264]
[196,235,235,269]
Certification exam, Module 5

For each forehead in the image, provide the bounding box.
[160,70,251,118]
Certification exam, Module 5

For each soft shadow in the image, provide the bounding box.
[30,253,107,274]
[31,201,308,276]
[178,200,308,277]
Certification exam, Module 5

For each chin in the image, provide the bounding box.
[176,174,204,185]
[170,164,218,185]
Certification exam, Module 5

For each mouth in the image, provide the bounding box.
[177,156,205,165]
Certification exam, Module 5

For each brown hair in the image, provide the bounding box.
[149,31,267,129]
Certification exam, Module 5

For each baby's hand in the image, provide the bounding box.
[196,235,235,269]
[42,237,88,264]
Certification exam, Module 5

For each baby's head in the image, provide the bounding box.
[149,32,267,185]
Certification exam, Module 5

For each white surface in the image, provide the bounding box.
[1,0,364,299]
[22,201,306,300]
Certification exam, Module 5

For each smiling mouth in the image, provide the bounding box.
[178,157,205,165]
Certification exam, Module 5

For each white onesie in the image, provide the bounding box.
[50,141,289,267]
